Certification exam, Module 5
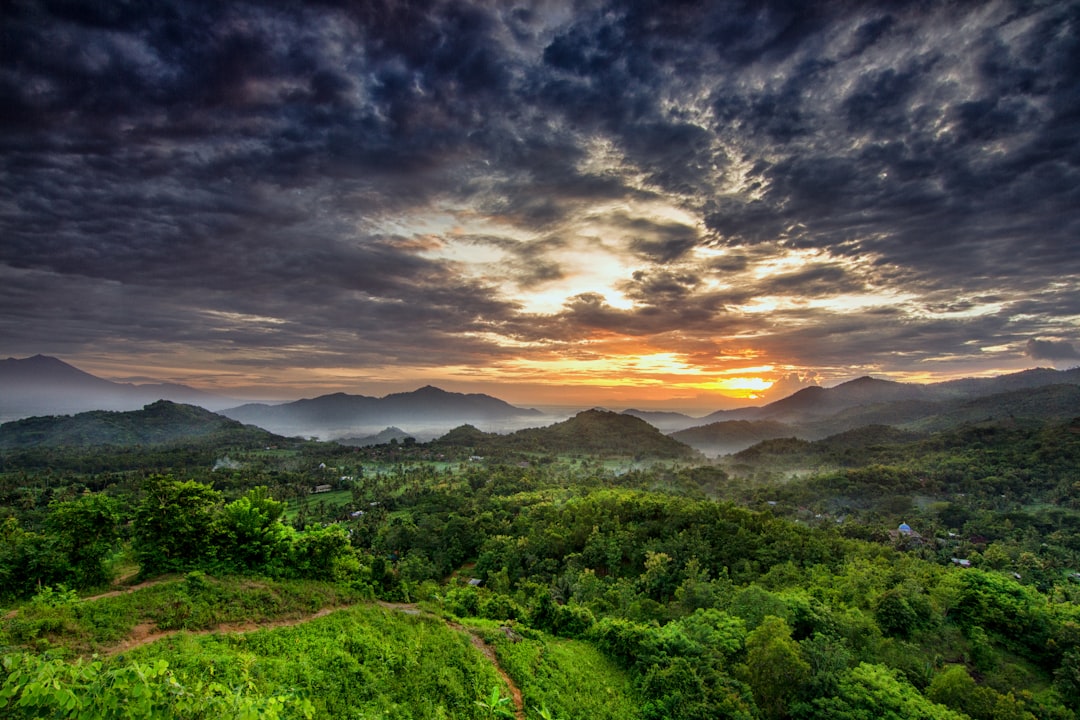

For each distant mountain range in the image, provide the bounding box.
[0,354,236,420]
[669,370,1080,456]
[3,355,1078,452]
[221,385,543,439]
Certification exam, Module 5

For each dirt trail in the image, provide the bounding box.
[81,578,171,603]
[2,587,525,716]
[449,620,526,720]
[378,601,525,719]
[103,606,341,656]
[3,578,173,620]
[82,597,526,718]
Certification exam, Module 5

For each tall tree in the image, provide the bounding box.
[132,475,220,576]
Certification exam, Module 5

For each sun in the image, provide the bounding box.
[693,377,775,399]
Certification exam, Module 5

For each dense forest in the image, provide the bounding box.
[1,403,1079,718]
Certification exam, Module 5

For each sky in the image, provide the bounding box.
[2,0,1079,410]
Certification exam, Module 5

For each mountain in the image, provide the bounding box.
[435,409,699,459]
[335,426,415,447]
[669,420,796,457]
[698,376,930,425]
[905,383,1080,433]
[933,366,1080,398]
[685,369,1080,440]
[0,400,279,450]
[222,385,543,439]
[0,354,237,420]
[620,409,702,432]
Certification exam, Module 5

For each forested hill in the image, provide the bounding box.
[436,409,699,459]
[0,400,279,449]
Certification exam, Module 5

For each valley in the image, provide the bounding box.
[1,366,1079,719]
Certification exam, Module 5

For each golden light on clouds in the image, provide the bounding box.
[693,376,775,398]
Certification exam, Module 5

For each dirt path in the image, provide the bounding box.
[89,598,527,718]
[81,578,172,603]
[449,620,526,720]
[3,578,174,621]
[378,601,525,719]
[1,586,526,715]
[103,606,341,656]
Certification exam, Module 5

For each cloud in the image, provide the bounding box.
[1,0,1078,401]
[1024,339,1080,361]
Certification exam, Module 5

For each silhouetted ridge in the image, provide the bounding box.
[0,401,279,449]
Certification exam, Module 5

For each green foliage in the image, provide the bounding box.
[805,662,967,720]
[951,570,1051,658]
[0,575,366,654]
[0,495,122,599]
[671,608,746,660]
[490,633,645,720]
[214,487,289,572]
[125,604,503,719]
[0,652,314,719]
[1055,648,1080,709]
[640,656,756,720]
[744,615,810,720]
[927,664,1037,720]
[475,685,515,719]
[0,517,70,600]
[133,475,222,576]
[46,494,122,589]
[287,524,358,581]
[4,411,1080,718]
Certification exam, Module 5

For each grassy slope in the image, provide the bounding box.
[1,576,644,720]
[125,604,504,719]
[488,631,644,720]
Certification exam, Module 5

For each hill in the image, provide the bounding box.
[620,409,702,432]
[0,400,279,450]
[335,426,416,447]
[222,385,543,439]
[669,420,796,456]
[436,409,699,459]
[0,354,236,420]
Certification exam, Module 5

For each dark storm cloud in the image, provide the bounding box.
[2,0,1078,382]
[697,1,1080,282]
[1025,339,1080,361]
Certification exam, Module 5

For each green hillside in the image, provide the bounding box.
[2,408,1079,719]
[437,409,700,459]
[0,401,278,450]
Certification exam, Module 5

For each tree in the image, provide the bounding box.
[808,663,966,720]
[1055,648,1080,710]
[289,525,357,581]
[214,486,289,572]
[46,493,121,588]
[927,664,1036,720]
[133,475,221,576]
[744,615,810,720]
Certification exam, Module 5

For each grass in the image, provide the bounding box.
[122,604,505,719]
[486,630,644,720]
[0,574,368,656]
